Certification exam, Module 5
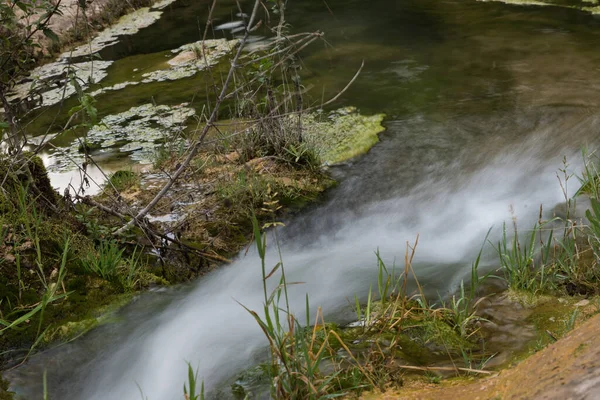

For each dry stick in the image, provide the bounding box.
[394,365,493,375]
[114,0,262,236]
[198,0,219,100]
[78,195,230,263]
[275,0,286,39]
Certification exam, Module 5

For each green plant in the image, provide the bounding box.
[152,146,172,170]
[1,238,70,336]
[118,246,144,291]
[183,362,205,400]
[108,169,138,192]
[242,215,371,399]
[496,219,555,293]
[80,240,124,281]
[575,148,600,199]
[459,344,496,371]
[75,205,112,240]
[563,308,579,332]
[443,230,492,337]
[586,198,600,265]
[14,183,48,289]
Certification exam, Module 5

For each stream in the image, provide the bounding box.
[8,0,600,398]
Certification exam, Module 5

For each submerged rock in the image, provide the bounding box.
[140,39,239,83]
[47,103,195,172]
[88,39,239,98]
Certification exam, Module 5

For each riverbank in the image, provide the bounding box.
[4,0,600,398]
[366,306,600,399]
[0,107,386,397]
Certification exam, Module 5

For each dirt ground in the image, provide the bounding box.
[364,312,600,399]
[48,0,111,37]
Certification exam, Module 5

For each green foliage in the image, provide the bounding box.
[444,231,492,338]
[216,170,306,219]
[79,239,145,292]
[0,236,71,372]
[586,198,600,257]
[244,215,369,399]
[183,363,205,400]
[74,205,112,240]
[118,247,144,292]
[80,241,124,281]
[496,220,555,293]
[576,148,600,199]
[108,169,139,192]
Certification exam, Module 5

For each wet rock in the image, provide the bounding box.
[575,299,590,307]
[139,39,239,83]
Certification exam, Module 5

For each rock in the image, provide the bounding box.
[167,51,197,67]
[575,299,590,307]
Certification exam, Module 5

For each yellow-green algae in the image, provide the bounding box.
[42,292,133,343]
[502,289,600,365]
[303,107,386,165]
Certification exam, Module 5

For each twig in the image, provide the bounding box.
[394,365,493,375]
[78,195,230,263]
[114,0,262,236]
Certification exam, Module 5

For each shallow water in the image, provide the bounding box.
[9,0,600,398]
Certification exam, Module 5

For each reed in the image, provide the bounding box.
[243,214,371,399]
[495,219,555,293]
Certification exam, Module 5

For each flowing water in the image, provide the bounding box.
[9,0,600,398]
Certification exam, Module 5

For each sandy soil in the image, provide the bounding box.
[364,312,600,399]
[48,0,111,38]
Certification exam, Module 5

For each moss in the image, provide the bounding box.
[303,107,386,165]
[108,169,138,192]
[506,289,553,309]
[0,375,13,400]
[138,270,169,287]
[0,153,57,209]
[78,140,103,153]
[42,291,133,343]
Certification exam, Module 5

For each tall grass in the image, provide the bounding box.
[80,240,124,281]
[576,148,600,199]
[496,219,555,293]
[183,362,205,400]
[1,239,70,336]
[14,184,48,289]
[242,215,371,399]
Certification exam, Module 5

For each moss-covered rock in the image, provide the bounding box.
[0,153,57,210]
[303,107,386,165]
